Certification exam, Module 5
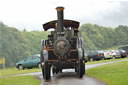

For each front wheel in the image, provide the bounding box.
[18,65,24,70]
[90,58,94,61]
[52,67,56,74]
[113,56,115,59]
[102,57,105,60]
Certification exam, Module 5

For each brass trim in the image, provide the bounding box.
[56,7,64,11]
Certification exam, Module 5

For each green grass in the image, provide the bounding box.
[86,61,128,85]
[0,68,41,76]
[0,76,40,85]
[86,57,128,65]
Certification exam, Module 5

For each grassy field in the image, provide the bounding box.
[86,57,128,65]
[86,60,128,85]
[0,76,40,85]
[0,68,41,76]
[0,67,41,85]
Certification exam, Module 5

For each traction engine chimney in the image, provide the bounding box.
[56,7,64,32]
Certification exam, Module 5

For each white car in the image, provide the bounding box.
[110,50,117,57]
[110,50,121,58]
[103,50,113,59]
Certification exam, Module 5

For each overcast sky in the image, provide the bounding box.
[0,0,128,31]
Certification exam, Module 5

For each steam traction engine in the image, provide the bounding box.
[40,7,86,80]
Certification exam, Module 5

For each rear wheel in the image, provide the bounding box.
[43,61,51,80]
[113,56,115,59]
[40,50,45,79]
[78,59,85,78]
[38,63,41,68]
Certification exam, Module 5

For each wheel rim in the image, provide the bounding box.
[102,57,105,60]
[19,65,23,70]
[113,57,115,59]
[90,58,93,61]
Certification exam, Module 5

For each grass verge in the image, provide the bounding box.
[0,76,40,85]
[86,57,128,65]
[86,60,128,85]
[0,68,41,76]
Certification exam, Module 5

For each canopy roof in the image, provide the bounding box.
[43,19,79,31]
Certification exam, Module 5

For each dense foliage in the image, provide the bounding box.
[0,22,128,67]
[0,22,49,67]
[80,23,128,50]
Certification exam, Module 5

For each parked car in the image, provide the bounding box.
[16,54,41,70]
[87,50,104,61]
[110,50,120,58]
[103,50,113,59]
[110,50,117,57]
[119,50,127,58]
[119,46,128,54]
